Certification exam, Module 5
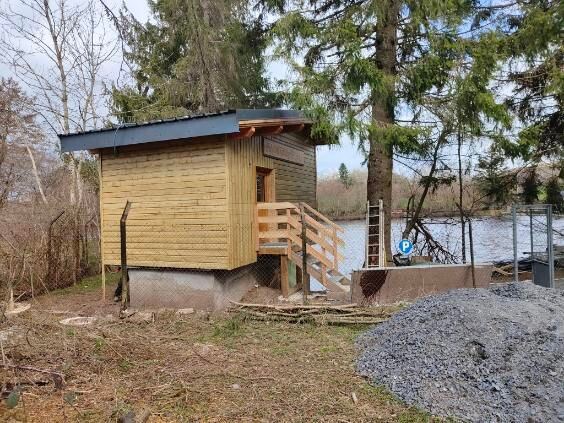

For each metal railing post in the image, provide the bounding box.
[120,201,132,311]
[512,205,518,283]
[468,217,476,289]
[547,204,554,288]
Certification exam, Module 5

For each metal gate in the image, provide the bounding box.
[512,204,554,288]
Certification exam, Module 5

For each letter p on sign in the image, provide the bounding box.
[398,239,413,255]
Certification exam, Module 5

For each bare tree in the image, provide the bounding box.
[0,0,117,287]
[0,0,118,201]
[0,0,117,134]
[0,78,47,204]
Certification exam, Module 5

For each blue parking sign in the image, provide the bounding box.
[398,239,413,255]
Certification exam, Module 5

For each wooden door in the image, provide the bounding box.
[256,167,275,240]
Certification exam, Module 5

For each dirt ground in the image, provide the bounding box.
[0,275,434,422]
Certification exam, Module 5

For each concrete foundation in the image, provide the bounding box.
[129,257,280,310]
[351,263,493,305]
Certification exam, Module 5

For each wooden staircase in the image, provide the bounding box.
[256,202,350,300]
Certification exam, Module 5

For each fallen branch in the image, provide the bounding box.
[229,301,359,311]
[1,363,65,389]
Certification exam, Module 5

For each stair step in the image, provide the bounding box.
[327,270,351,286]
[324,278,349,292]
[328,275,346,285]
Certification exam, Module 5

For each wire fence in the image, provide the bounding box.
[107,200,564,311]
[511,204,556,287]
[4,197,561,315]
[0,206,100,315]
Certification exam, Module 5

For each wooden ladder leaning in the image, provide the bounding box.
[366,200,385,268]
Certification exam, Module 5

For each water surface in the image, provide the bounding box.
[337,215,564,277]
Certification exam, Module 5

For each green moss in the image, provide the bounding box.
[54,272,120,296]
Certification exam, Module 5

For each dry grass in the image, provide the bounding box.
[1,280,436,422]
[317,170,487,220]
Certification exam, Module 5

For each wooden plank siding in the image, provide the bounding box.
[226,133,317,269]
[100,137,230,269]
[100,132,317,271]
[271,134,317,205]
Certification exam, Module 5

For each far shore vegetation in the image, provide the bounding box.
[318,164,563,221]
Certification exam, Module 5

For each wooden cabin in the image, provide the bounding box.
[59,109,348,308]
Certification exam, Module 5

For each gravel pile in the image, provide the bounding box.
[357,283,564,422]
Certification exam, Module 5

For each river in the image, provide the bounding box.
[337,214,564,277]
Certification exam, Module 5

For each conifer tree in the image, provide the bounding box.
[259,0,508,258]
[501,0,563,163]
[338,163,353,188]
[112,0,278,122]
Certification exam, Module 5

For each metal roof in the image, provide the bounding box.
[58,109,307,153]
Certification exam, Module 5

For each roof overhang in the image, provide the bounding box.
[58,109,316,153]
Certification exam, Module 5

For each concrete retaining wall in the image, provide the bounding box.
[351,264,493,305]
[128,259,279,310]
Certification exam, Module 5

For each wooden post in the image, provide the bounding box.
[120,201,132,311]
[332,227,338,272]
[98,155,106,301]
[286,208,292,255]
[47,211,65,289]
[255,204,259,252]
[281,256,289,298]
[300,203,310,302]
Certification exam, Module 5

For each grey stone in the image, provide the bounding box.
[356,283,564,423]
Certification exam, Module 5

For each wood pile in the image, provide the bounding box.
[230,302,394,325]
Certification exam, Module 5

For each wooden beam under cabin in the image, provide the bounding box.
[255,125,284,136]
[227,126,256,140]
[281,256,289,298]
[283,123,305,133]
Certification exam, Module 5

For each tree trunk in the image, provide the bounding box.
[457,128,466,263]
[401,129,448,239]
[25,145,48,205]
[369,0,400,262]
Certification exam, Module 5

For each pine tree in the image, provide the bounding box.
[545,177,563,212]
[112,0,279,122]
[501,0,563,163]
[338,163,353,189]
[259,0,509,259]
[476,150,516,208]
[521,168,539,204]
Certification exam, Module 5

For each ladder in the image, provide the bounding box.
[366,200,385,268]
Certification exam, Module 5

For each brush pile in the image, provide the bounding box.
[231,302,395,325]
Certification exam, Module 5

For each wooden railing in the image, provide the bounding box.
[256,202,345,288]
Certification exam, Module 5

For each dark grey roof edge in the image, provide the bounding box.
[58,109,307,153]
[58,109,237,139]
[59,112,239,153]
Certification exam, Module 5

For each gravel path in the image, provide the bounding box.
[357,283,564,422]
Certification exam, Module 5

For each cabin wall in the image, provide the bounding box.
[100,132,316,271]
[100,137,230,269]
[226,133,317,269]
[270,133,317,205]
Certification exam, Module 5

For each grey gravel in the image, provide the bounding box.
[356,283,564,422]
